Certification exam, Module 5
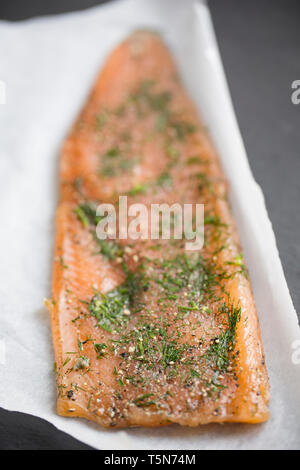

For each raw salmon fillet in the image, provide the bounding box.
[48,31,270,428]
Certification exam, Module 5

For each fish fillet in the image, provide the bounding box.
[48,31,270,428]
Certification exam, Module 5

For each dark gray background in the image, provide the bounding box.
[0,0,299,450]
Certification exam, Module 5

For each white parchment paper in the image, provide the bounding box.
[0,0,299,450]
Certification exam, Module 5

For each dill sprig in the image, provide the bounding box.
[74,200,124,260]
[204,303,241,372]
[74,201,102,227]
[88,268,142,332]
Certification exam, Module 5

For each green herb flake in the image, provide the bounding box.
[94,343,107,358]
[203,303,241,372]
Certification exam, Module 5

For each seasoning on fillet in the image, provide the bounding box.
[48,31,270,428]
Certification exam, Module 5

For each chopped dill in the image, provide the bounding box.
[203,303,241,372]
[88,269,140,332]
[226,254,248,279]
[204,215,227,227]
[74,201,103,227]
[100,147,137,178]
[95,110,108,130]
[94,343,107,358]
